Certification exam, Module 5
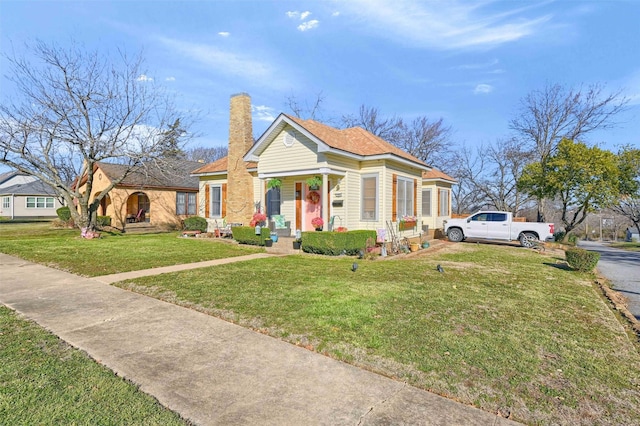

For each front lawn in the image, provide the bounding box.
[610,241,640,252]
[117,244,640,425]
[0,306,187,425]
[0,223,263,276]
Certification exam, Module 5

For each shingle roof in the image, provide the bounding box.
[286,115,427,167]
[0,180,57,196]
[98,160,202,190]
[190,157,257,175]
[422,169,457,182]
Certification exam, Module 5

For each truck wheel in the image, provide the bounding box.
[520,233,537,248]
[447,228,464,242]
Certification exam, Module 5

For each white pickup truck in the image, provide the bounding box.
[443,211,555,247]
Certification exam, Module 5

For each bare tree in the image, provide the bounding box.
[184,145,228,163]
[474,139,533,214]
[285,91,327,121]
[341,105,404,142]
[509,82,628,220]
[611,146,640,236]
[0,40,187,229]
[448,145,485,214]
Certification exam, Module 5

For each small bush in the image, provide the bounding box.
[96,216,111,228]
[565,247,600,272]
[182,216,208,232]
[56,206,71,222]
[553,230,578,246]
[302,230,377,255]
[232,226,271,246]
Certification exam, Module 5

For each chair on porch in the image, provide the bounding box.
[269,215,291,237]
[134,208,145,223]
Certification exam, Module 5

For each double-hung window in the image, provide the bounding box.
[210,185,222,218]
[176,192,197,215]
[361,174,378,221]
[26,196,54,209]
[438,189,450,216]
[2,197,10,209]
[396,177,414,218]
[422,189,432,217]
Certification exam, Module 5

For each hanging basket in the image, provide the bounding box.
[306,191,320,204]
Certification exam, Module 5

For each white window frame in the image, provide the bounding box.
[396,177,414,218]
[422,189,432,217]
[177,192,197,216]
[26,196,54,209]
[361,174,378,221]
[210,185,223,218]
[439,188,450,217]
[2,196,10,209]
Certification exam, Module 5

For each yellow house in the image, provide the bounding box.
[79,161,202,229]
[192,93,455,239]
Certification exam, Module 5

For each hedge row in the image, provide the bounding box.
[302,230,377,256]
[233,226,271,246]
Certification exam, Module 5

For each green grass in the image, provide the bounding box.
[0,306,187,425]
[0,222,263,276]
[116,244,640,425]
[610,241,640,252]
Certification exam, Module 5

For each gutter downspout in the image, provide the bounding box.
[11,193,15,220]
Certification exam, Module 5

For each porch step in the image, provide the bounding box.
[265,236,302,255]
[121,222,164,234]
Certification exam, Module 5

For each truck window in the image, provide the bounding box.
[490,213,507,222]
[472,213,488,221]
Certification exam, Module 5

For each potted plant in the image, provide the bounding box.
[292,238,302,249]
[264,237,273,247]
[250,211,267,227]
[267,178,282,190]
[311,216,324,231]
[306,176,322,190]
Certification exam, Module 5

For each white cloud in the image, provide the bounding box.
[340,0,553,50]
[218,32,230,37]
[287,10,312,20]
[332,11,340,17]
[165,76,176,82]
[474,84,494,94]
[137,74,153,82]
[298,20,319,32]
[252,105,276,122]
[156,36,274,82]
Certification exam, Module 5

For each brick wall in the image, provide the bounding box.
[226,93,255,225]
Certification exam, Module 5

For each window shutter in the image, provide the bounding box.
[413,179,417,217]
[222,183,227,217]
[437,189,441,217]
[392,174,397,222]
[204,185,210,218]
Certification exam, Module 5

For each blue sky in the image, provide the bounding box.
[1,0,639,159]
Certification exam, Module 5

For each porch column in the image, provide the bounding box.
[259,178,266,214]
[322,173,329,231]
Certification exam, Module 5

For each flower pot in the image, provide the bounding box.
[410,243,420,252]
[422,241,430,249]
[315,228,322,232]
[265,239,273,247]
[293,241,301,249]
[270,233,278,243]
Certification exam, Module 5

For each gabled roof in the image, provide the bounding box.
[0,179,57,196]
[190,157,258,176]
[97,160,202,190]
[245,114,429,170]
[422,169,457,184]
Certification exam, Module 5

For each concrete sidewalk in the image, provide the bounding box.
[0,253,519,425]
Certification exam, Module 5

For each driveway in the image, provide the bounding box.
[579,240,640,320]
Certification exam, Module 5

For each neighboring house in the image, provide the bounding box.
[77,160,202,229]
[0,171,63,219]
[192,93,454,237]
[626,228,639,242]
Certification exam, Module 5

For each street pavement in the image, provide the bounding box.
[0,253,519,426]
[579,240,640,320]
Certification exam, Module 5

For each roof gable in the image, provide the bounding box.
[422,169,457,183]
[245,114,429,170]
[97,160,203,190]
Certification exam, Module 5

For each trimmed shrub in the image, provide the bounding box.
[553,231,578,246]
[302,230,377,256]
[56,206,71,222]
[96,216,111,228]
[565,247,600,272]
[182,216,208,232]
[232,226,271,246]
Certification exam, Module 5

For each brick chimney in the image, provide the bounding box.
[226,93,254,225]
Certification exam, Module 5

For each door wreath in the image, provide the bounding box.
[306,190,320,204]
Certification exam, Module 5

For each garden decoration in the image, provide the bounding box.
[311,216,324,231]
[306,191,320,204]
